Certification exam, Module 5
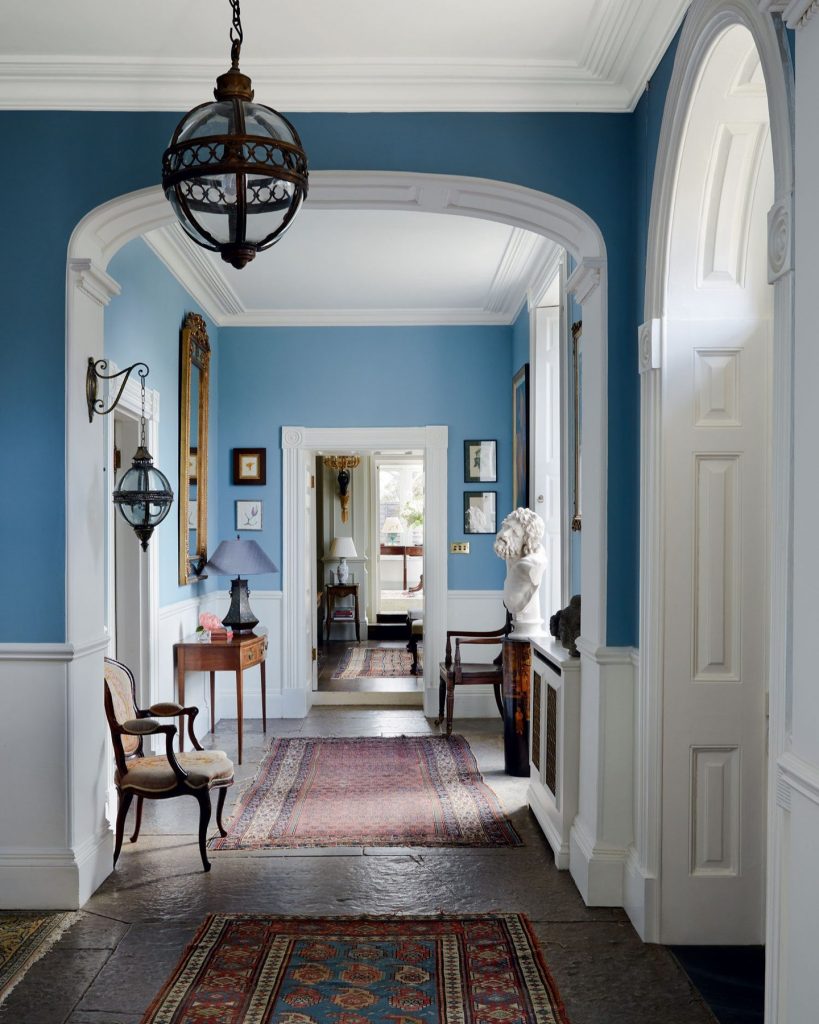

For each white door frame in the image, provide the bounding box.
[103,362,160,712]
[636,0,794,974]
[282,426,446,718]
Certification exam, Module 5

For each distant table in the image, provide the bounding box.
[173,630,267,765]
[325,583,360,644]
[379,544,423,590]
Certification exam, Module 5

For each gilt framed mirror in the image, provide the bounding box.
[179,312,210,584]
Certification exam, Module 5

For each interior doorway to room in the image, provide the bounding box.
[657,23,773,945]
[109,412,149,706]
[313,447,425,708]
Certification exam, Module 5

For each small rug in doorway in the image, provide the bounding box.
[210,735,521,849]
[0,911,79,1005]
[140,913,569,1024]
[332,645,420,678]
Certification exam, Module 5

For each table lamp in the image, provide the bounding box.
[204,537,278,633]
[329,535,357,584]
[381,516,404,545]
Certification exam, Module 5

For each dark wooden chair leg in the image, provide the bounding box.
[445,679,455,738]
[114,790,133,865]
[195,791,212,872]
[216,786,229,837]
[493,682,504,720]
[435,676,446,725]
[129,795,144,843]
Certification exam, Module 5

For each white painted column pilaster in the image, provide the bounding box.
[565,258,635,906]
[281,429,310,717]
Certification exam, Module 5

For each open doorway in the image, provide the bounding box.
[313,447,425,707]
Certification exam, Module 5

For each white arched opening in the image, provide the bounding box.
[48,171,610,908]
[635,0,794,984]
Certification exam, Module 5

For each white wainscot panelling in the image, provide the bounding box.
[527,640,581,868]
[691,746,741,875]
[199,591,284,721]
[438,591,507,718]
[156,597,212,744]
[694,455,740,681]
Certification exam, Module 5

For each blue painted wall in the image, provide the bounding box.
[0,77,686,642]
[217,324,513,591]
[511,306,530,376]
[104,237,221,606]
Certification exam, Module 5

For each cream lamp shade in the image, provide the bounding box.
[381,516,404,539]
[329,535,357,584]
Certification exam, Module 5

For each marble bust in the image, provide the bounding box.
[493,508,547,639]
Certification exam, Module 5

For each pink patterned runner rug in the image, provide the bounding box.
[332,646,419,678]
[210,735,521,849]
[140,913,569,1024]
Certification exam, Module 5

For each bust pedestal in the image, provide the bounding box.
[502,638,531,777]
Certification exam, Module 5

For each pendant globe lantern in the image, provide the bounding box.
[86,359,174,551]
[162,0,309,270]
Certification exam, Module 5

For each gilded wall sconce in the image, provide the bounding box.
[324,455,361,523]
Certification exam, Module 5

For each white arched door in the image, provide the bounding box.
[659,25,773,944]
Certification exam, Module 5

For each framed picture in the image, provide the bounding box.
[236,500,263,531]
[464,439,497,483]
[233,447,266,485]
[463,491,497,534]
[512,364,530,509]
[187,447,198,482]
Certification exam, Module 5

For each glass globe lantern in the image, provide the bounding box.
[161,0,308,270]
[113,444,174,552]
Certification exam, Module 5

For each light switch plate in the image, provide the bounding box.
[450,542,470,554]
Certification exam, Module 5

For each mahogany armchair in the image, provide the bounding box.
[103,657,234,872]
[436,612,512,737]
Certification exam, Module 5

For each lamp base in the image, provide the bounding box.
[336,557,350,584]
[222,577,258,634]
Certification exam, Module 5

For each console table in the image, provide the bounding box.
[173,631,267,765]
[325,583,361,644]
[379,544,423,590]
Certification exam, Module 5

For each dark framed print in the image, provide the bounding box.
[233,447,266,485]
[463,491,497,534]
[512,364,530,509]
[464,439,497,483]
[235,500,262,531]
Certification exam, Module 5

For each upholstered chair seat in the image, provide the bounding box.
[115,749,234,793]
[104,657,234,872]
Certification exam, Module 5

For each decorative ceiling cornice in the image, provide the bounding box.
[0,1,690,113]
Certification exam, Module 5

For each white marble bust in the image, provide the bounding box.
[494,508,547,639]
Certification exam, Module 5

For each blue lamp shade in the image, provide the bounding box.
[203,538,278,634]
[204,538,278,578]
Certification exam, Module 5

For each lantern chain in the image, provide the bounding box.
[140,372,147,448]
[229,0,244,67]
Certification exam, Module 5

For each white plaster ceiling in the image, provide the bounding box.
[0,0,689,111]
[144,208,561,326]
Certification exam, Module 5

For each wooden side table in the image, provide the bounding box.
[325,583,360,644]
[173,631,267,765]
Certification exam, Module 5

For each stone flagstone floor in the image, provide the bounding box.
[0,708,716,1024]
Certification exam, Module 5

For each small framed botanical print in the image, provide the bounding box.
[236,500,263,531]
[464,491,497,534]
[187,447,198,482]
[464,439,497,483]
[233,447,266,485]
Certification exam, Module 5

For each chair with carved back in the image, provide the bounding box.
[436,612,512,737]
[103,657,234,872]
